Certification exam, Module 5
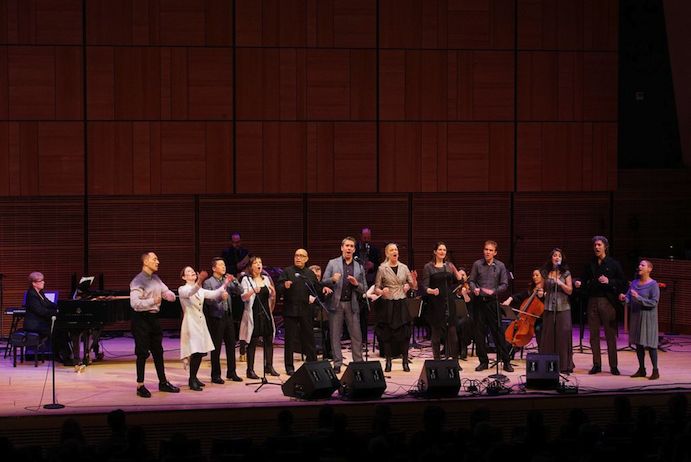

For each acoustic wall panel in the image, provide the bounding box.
[86,0,233,46]
[411,193,511,272]
[87,195,196,289]
[236,0,376,48]
[0,196,84,324]
[198,195,304,273]
[88,122,233,195]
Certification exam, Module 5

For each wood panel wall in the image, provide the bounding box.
[0,0,618,196]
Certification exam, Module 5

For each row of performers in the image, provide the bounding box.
[22,235,660,398]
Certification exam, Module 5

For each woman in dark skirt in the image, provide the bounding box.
[421,242,467,366]
[374,243,417,372]
[540,248,575,373]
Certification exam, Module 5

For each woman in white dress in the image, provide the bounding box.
[178,267,232,391]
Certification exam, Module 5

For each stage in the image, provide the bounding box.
[1,329,690,452]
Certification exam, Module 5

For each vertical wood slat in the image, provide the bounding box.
[198,195,304,273]
[87,196,196,290]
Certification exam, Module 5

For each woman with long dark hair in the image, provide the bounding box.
[240,256,278,379]
[540,248,574,373]
[421,242,466,365]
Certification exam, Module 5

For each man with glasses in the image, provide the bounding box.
[277,249,327,375]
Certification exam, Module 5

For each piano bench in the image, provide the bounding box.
[10,331,44,367]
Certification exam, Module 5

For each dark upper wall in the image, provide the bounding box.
[1,0,618,195]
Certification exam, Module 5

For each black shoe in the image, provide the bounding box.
[588,365,601,375]
[195,379,206,387]
[402,362,410,372]
[630,368,646,378]
[384,358,392,373]
[136,385,151,398]
[475,362,489,372]
[610,367,620,376]
[211,377,225,385]
[189,380,203,391]
[285,369,295,376]
[265,366,280,377]
[226,374,243,382]
[503,362,514,373]
[158,381,180,393]
[333,366,341,374]
[247,370,259,380]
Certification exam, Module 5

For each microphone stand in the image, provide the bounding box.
[354,255,371,362]
[296,273,329,361]
[44,316,65,409]
[487,266,508,382]
[243,275,281,393]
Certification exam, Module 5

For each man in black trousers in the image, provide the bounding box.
[468,240,513,373]
[277,249,321,375]
[203,257,243,383]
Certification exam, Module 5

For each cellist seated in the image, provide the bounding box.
[502,269,545,352]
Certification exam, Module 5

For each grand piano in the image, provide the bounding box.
[56,291,181,365]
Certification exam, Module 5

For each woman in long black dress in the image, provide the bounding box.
[421,242,467,365]
[240,257,278,379]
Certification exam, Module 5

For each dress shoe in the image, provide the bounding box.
[195,379,206,387]
[402,362,410,372]
[158,381,180,393]
[265,366,280,377]
[610,367,620,376]
[226,374,243,382]
[333,366,341,374]
[211,377,225,385]
[649,369,660,380]
[630,368,647,378]
[503,362,514,373]
[136,385,151,398]
[189,380,203,391]
[475,362,489,372]
[247,370,259,380]
[384,358,392,373]
[285,369,295,376]
[588,365,601,375]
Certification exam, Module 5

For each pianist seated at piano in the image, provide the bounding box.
[24,272,70,363]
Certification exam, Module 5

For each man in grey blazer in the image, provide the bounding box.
[322,236,366,373]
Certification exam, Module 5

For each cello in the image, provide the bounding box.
[504,288,545,347]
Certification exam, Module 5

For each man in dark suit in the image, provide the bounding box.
[277,249,322,375]
[322,237,366,374]
[203,257,243,384]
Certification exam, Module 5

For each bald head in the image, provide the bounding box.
[294,249,309,269]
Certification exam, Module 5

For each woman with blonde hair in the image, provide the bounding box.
[374,243,417,372]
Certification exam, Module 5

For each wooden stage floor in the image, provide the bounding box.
[2,329,691,455]
[2,329,690,419]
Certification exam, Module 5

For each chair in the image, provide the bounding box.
[10,331,45,367]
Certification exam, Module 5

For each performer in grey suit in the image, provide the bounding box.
[322,236,365,374]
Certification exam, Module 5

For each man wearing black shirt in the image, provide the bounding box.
[575,235,625,375]
[277,249,320,375]
[203,257,243,383]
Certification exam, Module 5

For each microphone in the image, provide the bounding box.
[353,255,361,262]
[50,315,57,334]
[294,272,304,279]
